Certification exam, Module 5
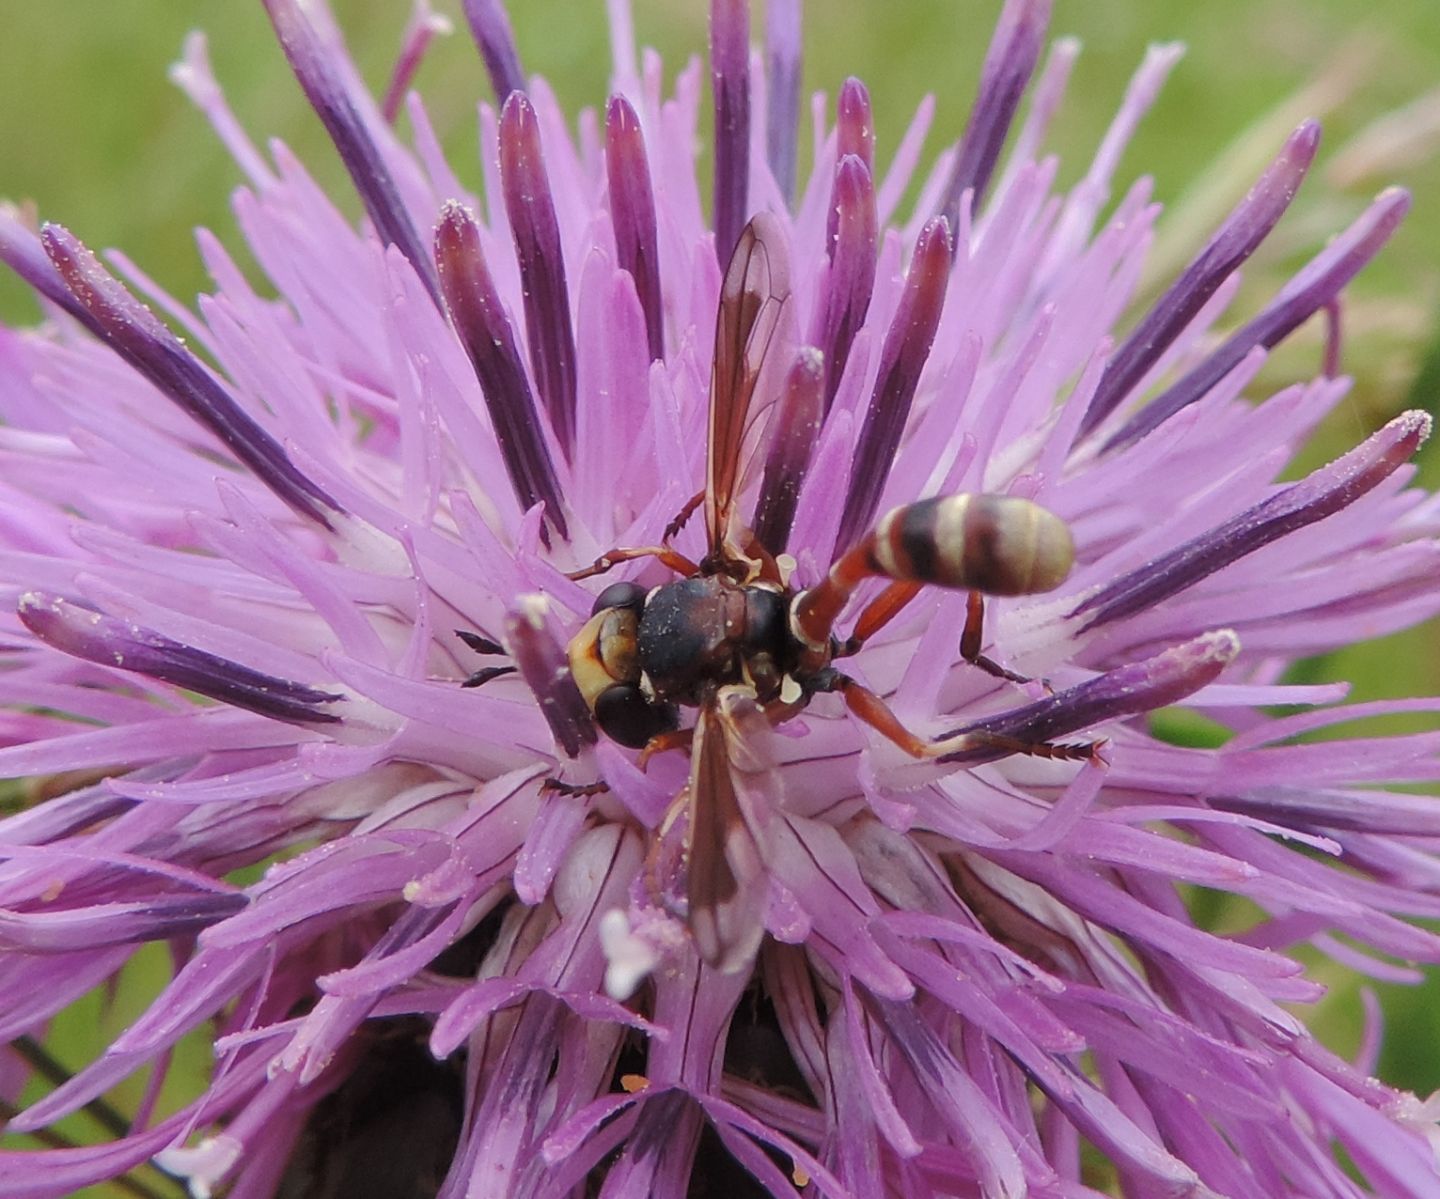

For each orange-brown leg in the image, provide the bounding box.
[636,725,696,770]
[567,544,700,582]
[960,590,1050,690]
[835,581,923,657]
[663,489,706,543]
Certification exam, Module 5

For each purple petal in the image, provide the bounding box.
[1081,120,1321,437]
[1076,410,1430,630]
[500,92,578,458]
[837,216,952,548]
[40,224,340,528]
[262,0,441,306]
[18,593,343,726]
[433,201,569,540]
[606,95,665,361]
[1104,187,1411,452]
[710,0,751,263]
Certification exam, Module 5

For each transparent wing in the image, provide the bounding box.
[685,696,773,972]
[706,213,792,557]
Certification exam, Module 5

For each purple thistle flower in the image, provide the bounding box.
[1,2,1439,1196]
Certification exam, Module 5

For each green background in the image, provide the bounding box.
[1,1,1438,1193]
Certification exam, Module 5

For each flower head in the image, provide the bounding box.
[1,2,1439,1196]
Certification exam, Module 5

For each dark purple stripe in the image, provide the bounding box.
[752,346,824,552]
[462,0,527,102]
[938,0,1050,231]
[42,225,341,528]
[263,0,441,307]
[19,593,343,726]
[1080,121,1321,438]
[818,154,878,416]
[711,0,752,265]
[765,0,802,208]
[500,92,578,459]
[606,95,666,362]
[1075,410,1428,630]
[836,218,952,549]
[1102,188,1410,454]
[434,202,569,540]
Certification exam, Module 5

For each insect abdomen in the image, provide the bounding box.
[868,495,1074,596]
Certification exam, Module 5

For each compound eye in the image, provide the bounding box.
[594,684,679,749]
[591,580,648,617]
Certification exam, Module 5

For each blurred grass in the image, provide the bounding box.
[1,0,1439,1192]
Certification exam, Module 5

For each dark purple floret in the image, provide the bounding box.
[1103,187,1411,453]
[710,0,751,265]
[605,96,665,361]
[462,0,526,102]
[1080,121,1322,438]
[262,0,441,307]
[818,154,878,417]
[504,601,597,759]
[837,217,952,549]
[0,207,96,328]
[500,92,578,459]
[40,224,341,529]
[18,594,343,726]
[765,0,802,208]
[938,0,1051,231]
[752,346,824,552]
[1076,410,1429,630]
[434,201,569,540]
[940,630,1239,762]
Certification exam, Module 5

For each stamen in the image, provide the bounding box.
[504,596,597,759]
[461,0,526,102]
[711,0,751,264]
[39,224,341,528]
[381,1,453,125]
[1102,187,1410,453]
[1075,410,1430,631]
[18,593,343,727]
[434,202,569,540]
[938,0,1051,230]
[765,0,802,208]
[605,95,665,361]
[262,0,441,306]
[1080,121,1321,438]
[818,154,878,417]
[752,346,824,553]
[939,629,1240,763]
[837,217,952,550]
[500,92,578,459]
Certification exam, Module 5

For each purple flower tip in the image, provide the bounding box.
[837,215,952,547]
[462,0,526,101]
[434,199,569,540]
[837,77,875,171]
[710,0,751,265]
[606,94,665,361]
[941,630,1239,762]
[39,222,341,528]
[500,90,578,458]
[18,593,342,726]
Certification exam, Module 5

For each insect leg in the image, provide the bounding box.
[835,580,923,657]
[566,544,700,582]
[959,590,1046,688]
[636,725,696,770]
[662,488,706,543]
